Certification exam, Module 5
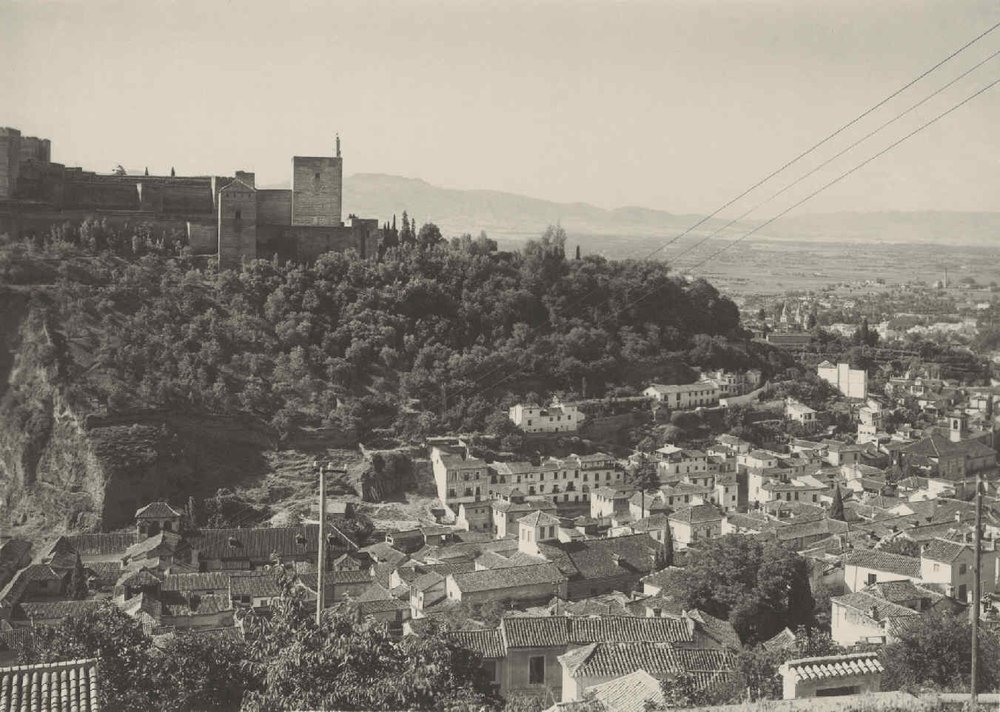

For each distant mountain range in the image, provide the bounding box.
[328,173,1000,253]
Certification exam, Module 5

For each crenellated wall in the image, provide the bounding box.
[2,126,382,267]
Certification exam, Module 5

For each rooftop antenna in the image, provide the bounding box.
[336,134,341,158]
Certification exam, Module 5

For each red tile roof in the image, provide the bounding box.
[135,502,183,519]
[498,615,694,648]
[0,658,99,712]
[559,642,735,679]
[843,549,921,578]
[448,629,506,659]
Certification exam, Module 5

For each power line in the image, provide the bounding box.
[471,75,1000,398]
[631,18,1000,263]
[662,48,1000,267]
[678,75,1000,275]
[418,21,1000,414]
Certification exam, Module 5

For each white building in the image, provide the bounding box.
[699,369,763,397]
[785,399,819,431]
[431,447,488,507]
[643,382,719,410]
[508,401,585,433]
[818,361,868,399]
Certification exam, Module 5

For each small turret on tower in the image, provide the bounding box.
[336,134,341,158]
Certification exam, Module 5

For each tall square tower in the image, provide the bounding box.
[291,155,342,226]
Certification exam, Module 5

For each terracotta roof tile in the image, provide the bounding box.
[558,642,735,679]
[0,658,99,712]
[843,549,921,578]
[448,629,506,659]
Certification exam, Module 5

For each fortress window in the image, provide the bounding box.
[234,209,242,220]
[314,172,321,180]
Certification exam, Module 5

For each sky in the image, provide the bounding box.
[1,0,999,216]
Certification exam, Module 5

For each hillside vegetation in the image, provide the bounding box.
[0,221,779,533]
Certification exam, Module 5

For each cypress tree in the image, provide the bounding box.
[68,556,88,600]
[830,485,846,522]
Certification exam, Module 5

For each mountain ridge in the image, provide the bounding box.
[261,172,1000,250]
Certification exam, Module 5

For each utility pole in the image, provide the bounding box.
[316,463,327,626]
[971,470,983,708]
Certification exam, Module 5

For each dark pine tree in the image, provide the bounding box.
[657,525,675,568]
[68,556,88,600]
[829,485,846,522]
[575,245,581,260]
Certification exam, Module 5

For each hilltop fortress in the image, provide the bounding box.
[0,127,384,269]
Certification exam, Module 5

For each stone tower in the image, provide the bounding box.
[291,139,343,227]
[0,127,22,199]
[217,178,257,270]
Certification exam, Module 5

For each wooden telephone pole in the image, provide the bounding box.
[971,470,983,708]
[316,463,327,626]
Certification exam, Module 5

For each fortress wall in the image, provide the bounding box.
[0,129,21,199]
[285,224,363,262]
[291,156,342,226]
[256,224,299,263]
[64,178,142,211]
[217,185,257,270]
[160,182,215,214]
[19,137,50,164]
[16,162,66,204]
[257,189,292,226]
[187,221,217,255]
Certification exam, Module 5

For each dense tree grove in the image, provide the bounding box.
[673,534,815,645]
[6,223,761,439]
[18,576,499,712]
[882,610,1000,693]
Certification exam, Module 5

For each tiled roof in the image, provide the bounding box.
[832,591,920,623]
[843,549,921,578]
[188,525,319,561]
[66,532,138,557]
[762,627,797,652]
[518,510,561,527]
[448,629,506,659]
[229,571,282,598]
[0,658,99,712]
[18,600,105,621]
[357,597,408,615]
[450,563,566,594]
[162,571,232,592]
[669,504,722,525]
[559,642,735,678]
[569,617,692,644]
[922,538,970,563]
[117,568,162,588]
[863,580,944,605]
[687,609,742,650]
[124,531,185,560]
[160,591,232,617]
[538,534,658,582]
[585,669,664,712]
[903,432,997,459]
[781,652,884,681]
[135,502,183,519]
[499,615,694,648]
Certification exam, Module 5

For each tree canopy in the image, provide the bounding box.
[673,534,815,644]
[3,221,758,441]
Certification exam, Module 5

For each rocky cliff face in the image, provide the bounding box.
[0,289,277,536]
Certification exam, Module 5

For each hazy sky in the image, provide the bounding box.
[2,0,998,216]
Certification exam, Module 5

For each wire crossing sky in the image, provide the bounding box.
[1,0,998,215]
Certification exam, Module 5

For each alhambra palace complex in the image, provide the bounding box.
[0,127,384,269]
